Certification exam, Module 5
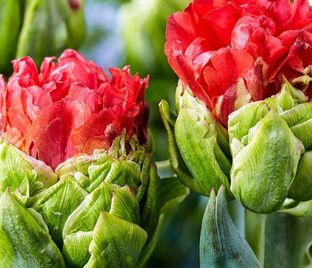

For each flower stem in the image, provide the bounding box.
[264,213,312,268]
[245,210,266,266]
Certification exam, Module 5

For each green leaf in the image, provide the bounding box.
[85,211,148,268]
[0,190,65,268]
[200,186,260,268]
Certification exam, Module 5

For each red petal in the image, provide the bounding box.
[70,110,114,155]
[202,47,254,97]
[30,101,91,169]
[0,76,7,131]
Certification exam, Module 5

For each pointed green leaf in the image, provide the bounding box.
[200,187,260,268]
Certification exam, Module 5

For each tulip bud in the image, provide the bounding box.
[0,0,86,74]
[230,110,304,213]
[16,0,85,65]
[0,0,21,75]
[228,81,310,213]
[160,81,231,196]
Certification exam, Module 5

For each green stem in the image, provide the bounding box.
[245,210,266,266]
[264,213,312,268]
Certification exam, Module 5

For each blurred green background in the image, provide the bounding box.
[81,0,206,267]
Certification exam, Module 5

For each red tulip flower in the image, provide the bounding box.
[165,0,312,125]
[0,49,149,169]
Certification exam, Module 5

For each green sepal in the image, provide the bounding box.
[265,80,308,112]
[230,111,304,213]
[62,183,140,267]
[56,135,146,194]
[281,102,312,150]
[159,99,196,190]
[28,175,88,246]
[0,190,65,268]
[200,186,260,268]
[84,211,148,268]
[160,84,231,196]
[228,101,269,146]
[0,138,57,196]
[288,151,312,201]
[280,199,312,216]
[175,81,231,158]
[139,163,160,236]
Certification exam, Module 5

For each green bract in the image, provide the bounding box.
[0,0,85,75]
[160,81,231,196]
[0,135,188,267]
[162,76,312,214]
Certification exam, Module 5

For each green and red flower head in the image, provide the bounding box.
[0,49,149,169]
[165,0,312,125]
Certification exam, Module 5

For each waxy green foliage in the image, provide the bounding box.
[0,135,188,267]
[0,0,85,75]
[200,186,260,268]
[161,74,312,214]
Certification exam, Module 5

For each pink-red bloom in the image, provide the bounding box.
[165,0,312,125]
[0,49,149,169]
